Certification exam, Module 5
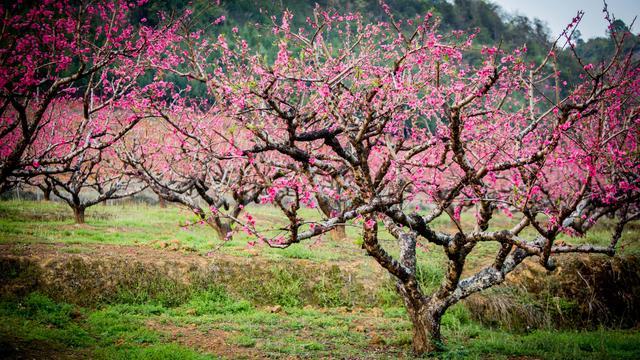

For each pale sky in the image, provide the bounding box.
[491,0,639,39]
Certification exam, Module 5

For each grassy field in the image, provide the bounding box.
[1,199,639,359]
[1,199,636,262]
[2,290,640,359]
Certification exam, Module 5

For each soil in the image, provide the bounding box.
[0,242,379,278]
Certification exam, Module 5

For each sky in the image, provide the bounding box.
[491,0,639,39]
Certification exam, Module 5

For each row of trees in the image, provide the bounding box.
[1,0,639,354]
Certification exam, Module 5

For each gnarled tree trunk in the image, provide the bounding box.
[411,305,444,353]
[397,284,445,353]
[379,219,447,354]
[316,191,348,241]
[73,206,85,224]
[37,180,53,201]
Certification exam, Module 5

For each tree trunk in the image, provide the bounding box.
[73,207,85,224]
[209,217,232,241]
[43,188,51,201]
[330,224,347,240]
[395,231,444,354]
[411,305,444,354]
[158,197,166,208]
[400,291,445,354]
[315,194,346,241]
[382,223,445,354]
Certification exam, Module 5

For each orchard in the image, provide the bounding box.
[1,0,638,357]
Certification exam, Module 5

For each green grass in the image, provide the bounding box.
[1,200,639,358]
[185,286,253,315]
[95,344,214,360]
[1,199,637,268]
[1,292,638,359]
[445,328,640,360]
[0,293,213,359]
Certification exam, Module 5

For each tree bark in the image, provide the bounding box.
[43,188,51,201]
[315,193,347,241]
[398,287,445,354]
[411,304,444,354]
[330,224,347,240]
[158,197,166,208]
[208,217,232,241]
[73,207,85,224]
[37,181,53,201]
[390,224,445,354]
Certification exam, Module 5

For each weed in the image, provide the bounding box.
[313,265,355,307]
[415,260,445,293]
[12,292,76,327]
[184,286,253,315]
[253,266,304,307]
[112,265,192,307]
[229,334,257,347]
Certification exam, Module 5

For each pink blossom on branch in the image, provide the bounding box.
[160,6,639,353]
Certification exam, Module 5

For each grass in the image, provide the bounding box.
[1,291,638,359]
[185,286,253,315]
[0,292,212,359]
[2,199,637,273]
[1,199,639,358]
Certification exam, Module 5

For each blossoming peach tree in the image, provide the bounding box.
[3,0,638,354]
[164,5,639,353]
[119,99,276,240]
[0,0,172,192]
